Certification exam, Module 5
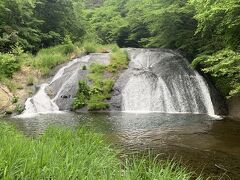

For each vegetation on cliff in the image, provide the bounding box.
[72,45,128,111]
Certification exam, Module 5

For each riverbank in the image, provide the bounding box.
[0,121,201,179]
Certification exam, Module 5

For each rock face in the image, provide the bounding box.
[0,84,12,113]
[110,48,226,115]
[227,96,240,120]
[21,53,110,116]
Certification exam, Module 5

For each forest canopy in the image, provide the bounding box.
[0,0,240,97]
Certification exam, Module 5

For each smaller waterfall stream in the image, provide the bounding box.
[23,84,59,115]
[19,53,110,117]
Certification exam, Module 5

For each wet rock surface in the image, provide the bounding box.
[49,53,111,111]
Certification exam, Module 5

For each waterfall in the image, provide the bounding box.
[23,84,59,115]
[19,53,110,117]
[19,48,217,117]
[121,48,215,115]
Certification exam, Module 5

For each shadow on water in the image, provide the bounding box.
[3,112,240,179]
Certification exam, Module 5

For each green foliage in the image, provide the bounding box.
[83,42,98,54]
[0,77,19,93]
[108,48,128,73]
[189,0,240,51]
[88,94,110,111]
[85,4,127,44]
[89,63,106,76]
[192,49,240,97]
[0,0,86,53]
[0,0,43,53]
[72,81,90,110]
[0,122,200,179]
[14,104,25,114]
[11,96,19,104]
[26,75,34,86]
[30,44,76,75]
[0,53,20,78]
[73,44,128,111]
[86,63,113,111]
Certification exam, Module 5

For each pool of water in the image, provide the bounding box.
[4,112,240,179]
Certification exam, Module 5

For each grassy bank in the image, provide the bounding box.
[0,122,200,179]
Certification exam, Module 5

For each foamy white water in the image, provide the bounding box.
[122,49,216,115]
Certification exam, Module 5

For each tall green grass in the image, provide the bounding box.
[28,43,78,75]
[0,122,201,179]
[82,41,120,54]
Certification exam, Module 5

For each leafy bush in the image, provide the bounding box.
[14,104,25,114]
[192,49,240,97]
[0,53,20,77]
[88,94,110,111]
[72,81,90,110]
[72,93,88,110]
[89,63,106,74]
[11,96,19,104]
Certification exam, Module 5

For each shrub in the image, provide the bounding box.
[72,93,88,110]
[72,81,90,110]
[92,79,114,97]
[88,94,110,111]
[14,104,25,114]
[11,96,19,104]
[0,53,20,77]
[192,49,240,97]
[87,79,114,111]
[88,102,110,111]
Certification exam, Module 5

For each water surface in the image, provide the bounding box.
[5,113,240,179]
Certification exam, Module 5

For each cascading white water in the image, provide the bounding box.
[23,84,59,115]
[122,48,215,115]
[19,48,216,117]
[19,53,110,117]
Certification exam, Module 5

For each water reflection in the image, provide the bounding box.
[4,112,240,178]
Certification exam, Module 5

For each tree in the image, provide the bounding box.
[0,0,42,52]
